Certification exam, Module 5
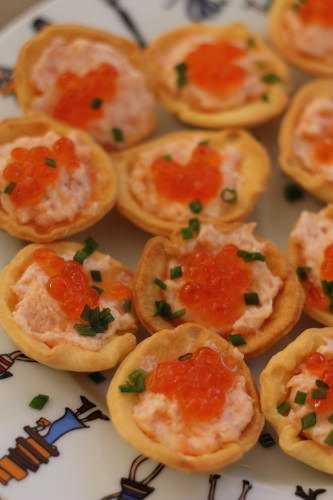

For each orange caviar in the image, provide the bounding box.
[298,0,333,28]
[34,248,99,320]
[152,143,222,203]
[178,244,252,331]
[146,347,237,423]
[53,63,118,128]
[302,243,333,311]
[303,352,333,414]
[105,281,132,301]
[314,137,333,166]
[186,40,247,97]
[3,137,79,207]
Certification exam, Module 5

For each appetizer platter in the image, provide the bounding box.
[0,0,333,499]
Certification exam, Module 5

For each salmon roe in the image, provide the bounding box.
[106,281,132,301]
[152,143,222,203]
[146,347,237,423]
[178,244,252,331]
[303,352,333,414]
[33,248,99,320]
[3,137,79,207]
[185,40,247,97]
[53,63,118,128]
[298,0,333,28]
[302,243,333,311]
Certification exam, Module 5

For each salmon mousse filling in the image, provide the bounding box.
[108,324,264,471]
[16,27,156,149]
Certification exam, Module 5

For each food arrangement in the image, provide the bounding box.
[2,0,333,491]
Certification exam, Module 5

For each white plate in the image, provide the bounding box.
[0,1,331,499]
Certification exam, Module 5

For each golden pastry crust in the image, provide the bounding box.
[145,23,289,128]
[14,23,156,146]
[260,327,333,475]
[0,241,137,372]
[289,205,333,326]
[134,222,304,358]
[108,322,264,472]
[279,79,333,203]
[116,129,270,236]
[269,0,333,77]
[0,113,117,242]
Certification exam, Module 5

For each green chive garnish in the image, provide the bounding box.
[45,157,57,168]
[324,430,333,446]
[198,139,209,146]
[181,227,193,240]
[91,97,103,109]
[294,391,307,405]
[75,305,114,336]
[316,379,329,389]
[154,300,185,320]
[112,127,124,143]
[90,270,102,282]
[189,200,202,214]
[229,334,246,346]
[92,286,104,295]
[119,369,147,393]
[322,280,333,310]
[221,188,237,204]
[175,62,187,88]
[88,372,106,384]
[123,299,132,313]
[163,154,172,161]
[4,182,16,194]
[237,250,266,262]
[73,237,98,264]
[29,394,49,410]
[170,266,182,279]
[178,352,193,361]
[296,266,311,281]
[302,412,317,430]
[172,308,186,319]
[154,277,167,290]
[262,73,282,84]
[277,401,291,416]
[244,292,260,306]
[261,93,269,102]
[74,324,97,336]
[180,217,200,240]
[311,388,327,400]
[284,183,304,202]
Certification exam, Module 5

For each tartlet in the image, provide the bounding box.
[279,79,333,203]
[15,23,156,149]
[116,129,270,236]
[108,323,264,472]
[261,327,333,475]
[269,0,333,77]
[289,205,333,326]
[134,221,304,357]
[0,240,137,371]
[144,23,289,129]
[0,113,117,242]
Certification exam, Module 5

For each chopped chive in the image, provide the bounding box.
[154,277,167,290]
[45,157,57,168]
[175,62,187,88]
[178,352,192,361]
[170,266,182,279]
[29,394,49,410]
[198,139,209,146]
[229,334,246,346]
[154,300,185,320]
[181,227,193,239]
[119,369,147,393]
[311,388,327,400]
[328,414,333,424]
[247,37,256,48]
[316,379,329,389]
[237,250,265,262]
[112,127,124,143]
[92,286,104,295]
[294,390,307,405]
[163,154,173,161]
[244,292,260,306]
[4,181,16,194]
[74,324,97,336]
[123,299,132,312]
[261,93,269,102]
[301,412,317,430]
[75,305,114,336]
[90,97,103,109]
[259,432,276,448]
[262,73,282,84]
[189,217,200,233]
[189,200,202,214]
[171,308,186,319]
[221,188,237,204]
[322,280,333,310]
[296,266,311,281]
[73,237,98,264]
[90,270,102,282]
[284,183,304,202]
[277,401,290,416]
[88,372,106,384]
[324,430,333,446]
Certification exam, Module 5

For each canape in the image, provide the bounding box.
[269,0,333,77]
[261,327,333,475]
[289,206,333,326]
[134,221,304,357]
[0,114,117,242]
[279,79,333,203]
[108,323,264,472]
[15,24,156,149]
[116,129,270,236]
[0,240,137,371]
[144,23,289,129]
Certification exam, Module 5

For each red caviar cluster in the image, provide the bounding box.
[298,0,333,28]
[304,244,333,310]
[304,352,333,414]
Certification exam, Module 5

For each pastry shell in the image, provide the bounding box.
[289,205,333,326]
[260,326,333,475]
[133,222,304,358]
[0,241,137,372]
[269,0,333,77]
[279,79,333,203]
[108,322,264,472]
[116,129,270,236]
[0,113,117,242]
[14,23,156,147]
[145,23,289,129]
